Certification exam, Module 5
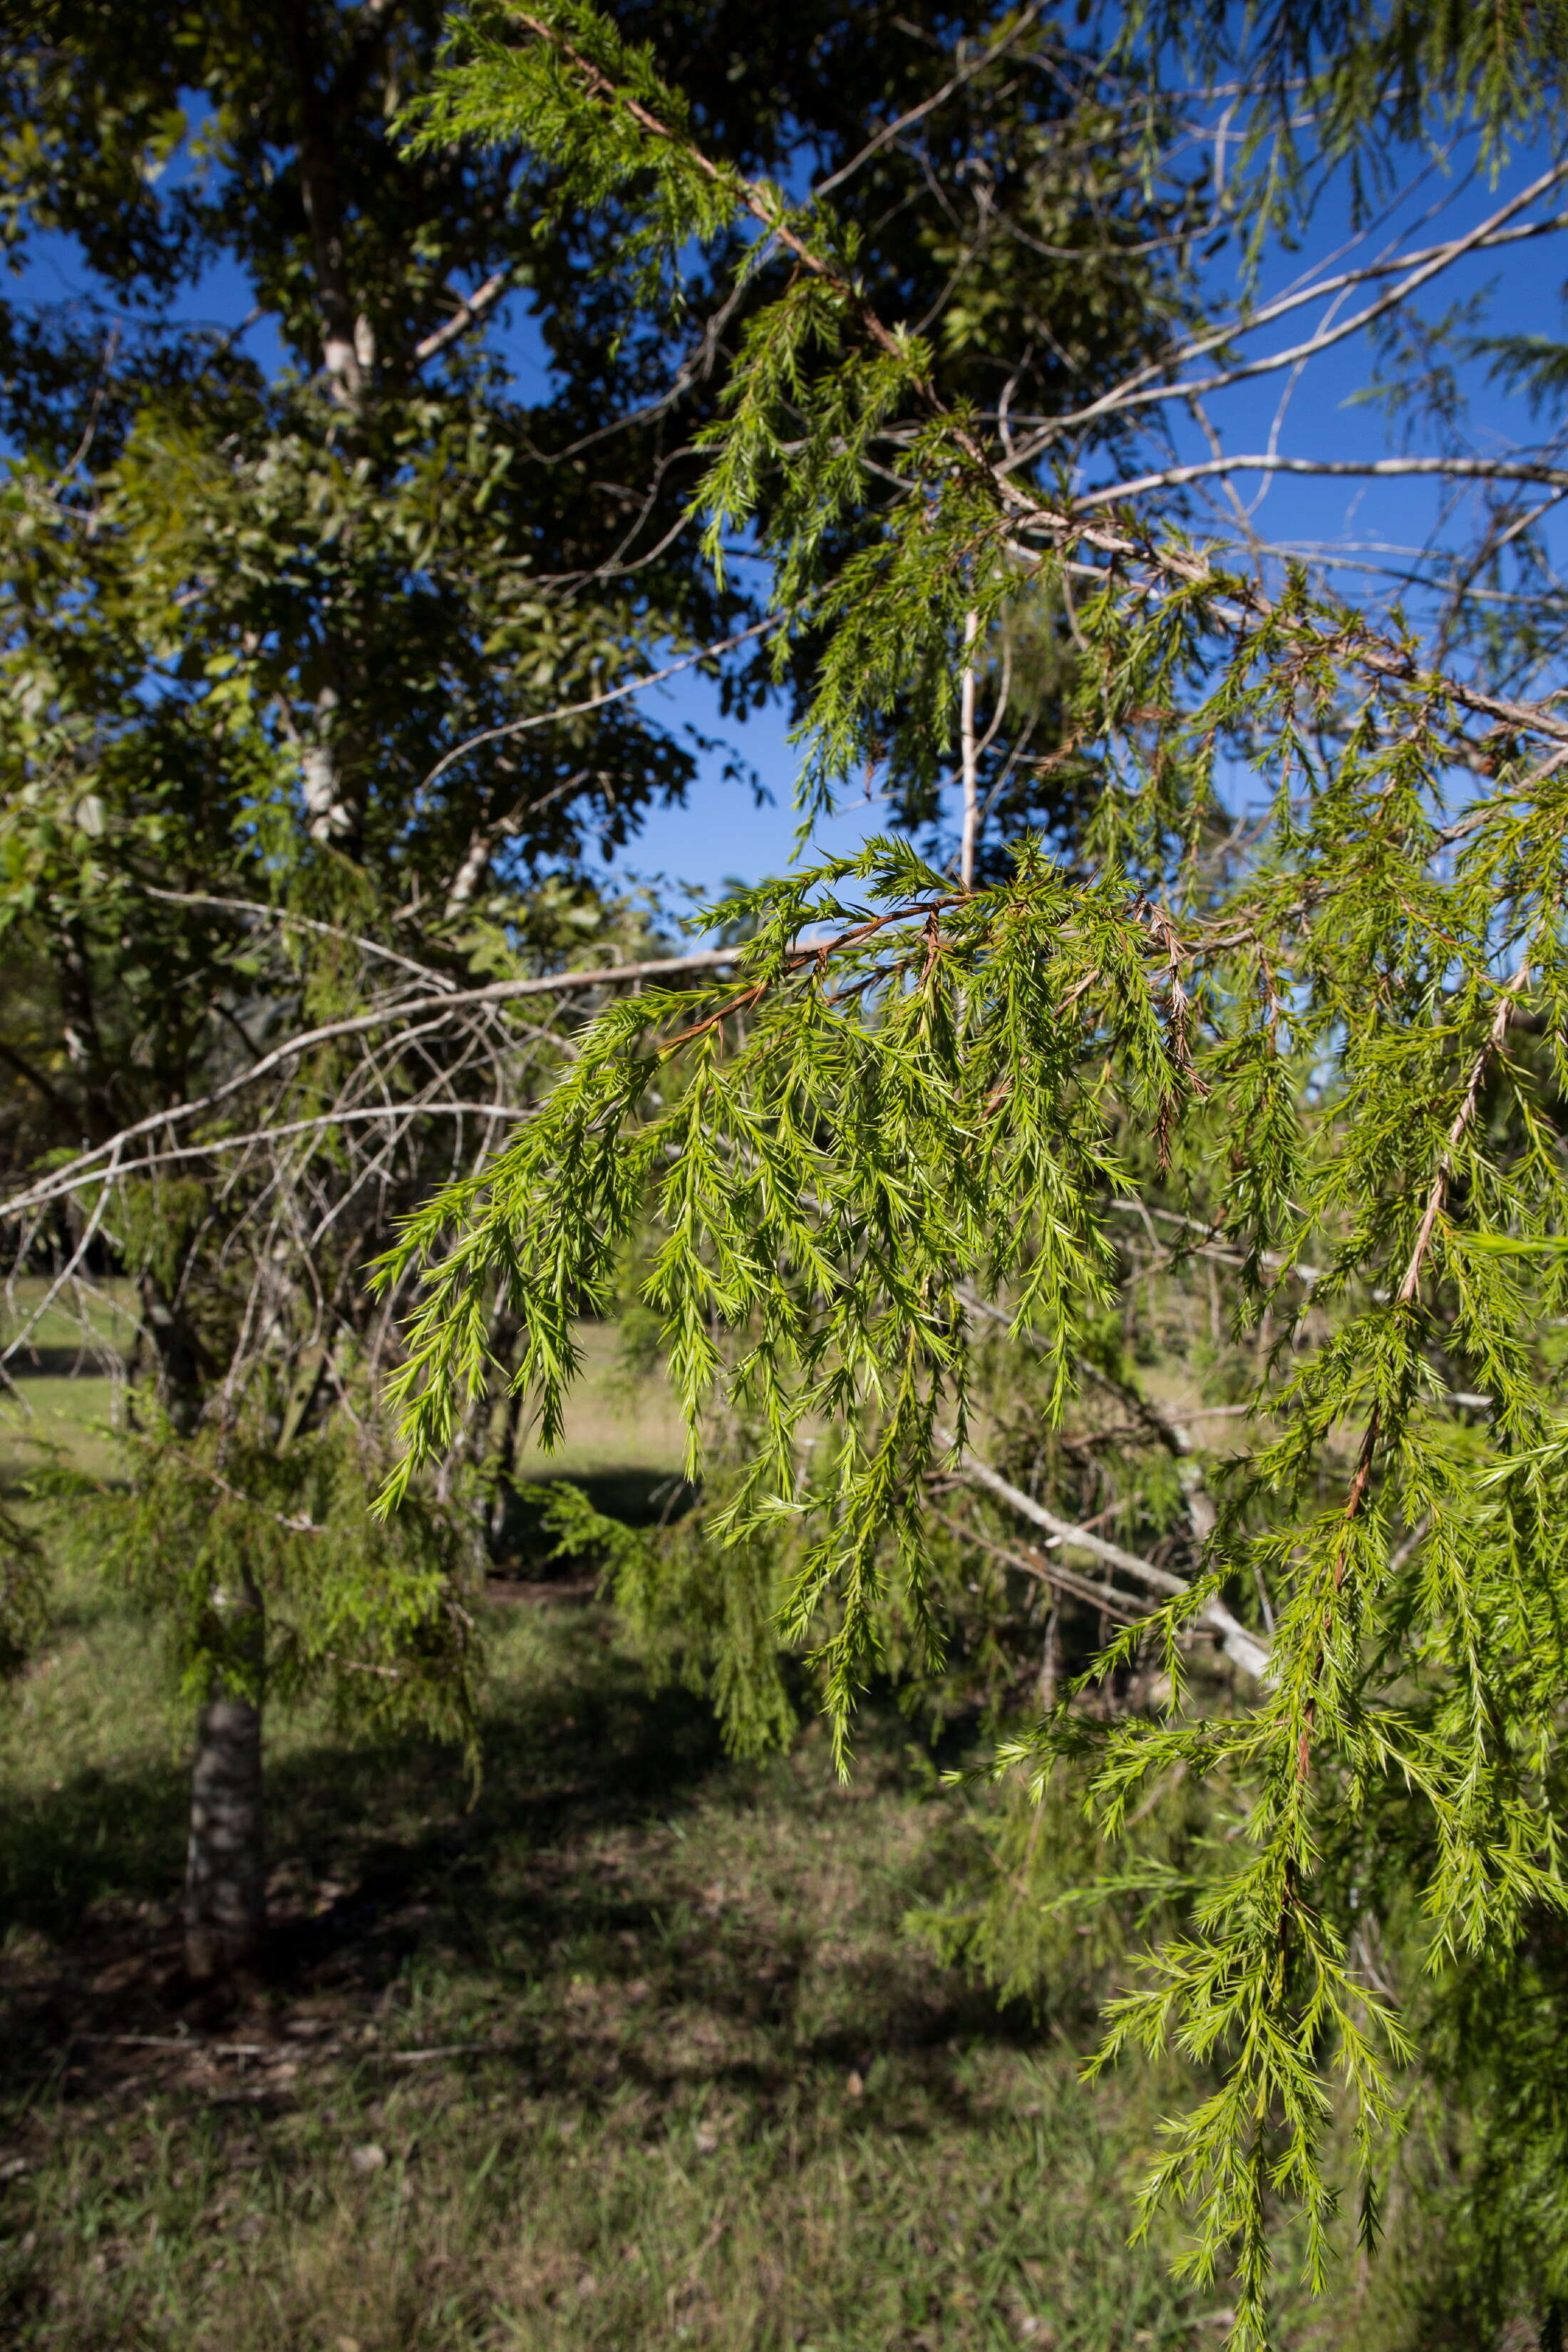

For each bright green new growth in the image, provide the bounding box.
[399,0,743,311]
[383,4,1568,2338]
[383,834,1150,1726]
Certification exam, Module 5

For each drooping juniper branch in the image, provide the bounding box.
[11,875,1120,1223]
[1286,956,1534,1808]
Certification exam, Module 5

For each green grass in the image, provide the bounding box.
[514,1321,690,1483]
[0,1277,138,1358]
[0,1330,1472,2351]
[0,1279,136,1484]
[0,1560,1298,2352]
[0,1305,687,1496]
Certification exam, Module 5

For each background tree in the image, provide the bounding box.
[0,0,1204,1985]
[0,0,726,1983]
[19,4,1568,2332]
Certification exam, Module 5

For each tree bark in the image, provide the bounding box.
[183,1574,267,1984]
[287,2,367,406]
[138,1269,207,1435]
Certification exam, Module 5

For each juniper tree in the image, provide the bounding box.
[382,4,1568,2338]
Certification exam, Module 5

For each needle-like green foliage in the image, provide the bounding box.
[381,833,1153,1732]
[401,0,743,310]
[383,6,1568,2337]
[47,1414,484,1772]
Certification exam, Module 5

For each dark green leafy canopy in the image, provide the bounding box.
[402,0,1208,858]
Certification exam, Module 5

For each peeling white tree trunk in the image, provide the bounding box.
[183,1574,267,1984]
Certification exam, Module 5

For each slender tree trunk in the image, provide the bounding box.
[138,1269,206,1435]
[1035,1594,1061,1709]
[183,1573,267,1984]
[959,605,981,890]
[287,1,366,407]
[287,0,371,851]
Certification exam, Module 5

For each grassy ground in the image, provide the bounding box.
[0,1309,1441,2351]
[0,1279,137,1484]
[0,1290,686,1494]
[0,1551,1294,2352]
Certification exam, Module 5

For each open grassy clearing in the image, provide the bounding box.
[0,1558,1344,2352]
[0,1280,138,1485]
[0,1276,140,1358]
[0,1312,1418,2350]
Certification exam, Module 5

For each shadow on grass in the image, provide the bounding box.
[0,1611,718,1942]
[2,1349,126,1381]
[0,1585,1036,2143]
[490,1467,699,1564]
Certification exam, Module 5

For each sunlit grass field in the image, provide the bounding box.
[0,1279,137,1484]
[0,1283,688,1491]
[0,1272,705,1612]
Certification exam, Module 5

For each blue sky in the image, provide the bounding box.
[11,80,1567,907]
[629,130,1568,895]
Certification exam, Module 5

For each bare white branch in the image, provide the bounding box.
[1076,451,1568,511]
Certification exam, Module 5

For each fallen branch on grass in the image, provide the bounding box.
[941,1438,1272,1681]
[924,1500,1144,1624]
